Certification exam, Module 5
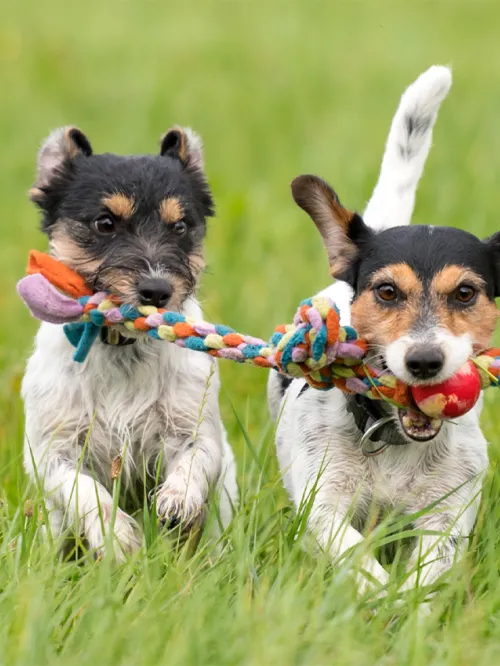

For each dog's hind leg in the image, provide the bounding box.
[26,440,142,561]
[204,429,238,549]
[216,428,238,529]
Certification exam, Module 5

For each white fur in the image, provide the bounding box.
[22,295,238,560]
[386,328,472,386]
[35,126,76,188]
[183,127,205,171]
[269,66,489,599]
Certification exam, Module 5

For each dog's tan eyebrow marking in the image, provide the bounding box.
[432,265,486,293]
[160,197,184,224]
[369,263,422,294]
[102,194,135,219]
[432,266,498,351]
[351,263,424,346]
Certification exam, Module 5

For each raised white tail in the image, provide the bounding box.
[320,65,452,323]
[363,65,451,231]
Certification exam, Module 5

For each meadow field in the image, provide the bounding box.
[2,1,500,664]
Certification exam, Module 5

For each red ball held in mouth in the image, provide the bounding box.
[411,360,482,419]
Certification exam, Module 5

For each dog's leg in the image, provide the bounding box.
[402,476,483,593]
[155,431,222,534]
[39,496,64,543]
[276,384,388,596]
[214,427,238,530]
[27,443,142,561]
[309,498,389,596]
[49,462,142,561]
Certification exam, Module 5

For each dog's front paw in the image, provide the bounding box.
[89,507,142,563]
[111,509,143,560]
[155,482,205,532]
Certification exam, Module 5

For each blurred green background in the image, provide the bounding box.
[2,2,500,664]
[3,1,500,467]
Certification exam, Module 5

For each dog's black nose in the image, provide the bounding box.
[138,279,173,308]
[405,346,444,380]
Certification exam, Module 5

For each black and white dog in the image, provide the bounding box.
[268,66,498,595]
[22,126,237,559]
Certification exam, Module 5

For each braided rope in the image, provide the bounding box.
[72,292,500,403]
[16,251,500,405]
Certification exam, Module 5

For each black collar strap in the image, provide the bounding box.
[345,394,407,450]
[297,383,407,452]
[100,327,136,347]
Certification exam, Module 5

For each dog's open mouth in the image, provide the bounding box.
[398,406,442,442]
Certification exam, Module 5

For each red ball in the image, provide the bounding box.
[411,361,481,419]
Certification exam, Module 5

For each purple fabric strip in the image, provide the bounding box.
[193,323,217,336]
[105,308,125,323]
[345,377,368,393]
[17,274,84,324]
[325,342,339,363]
[306,307,323,331]
[242,335,267,346]
[218,348,244,361]
[292,348,307,362]
[88,291,107,305]
[337,342,365,359]
[145,313,164,328]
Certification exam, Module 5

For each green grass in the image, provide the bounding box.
[3,1,500,663]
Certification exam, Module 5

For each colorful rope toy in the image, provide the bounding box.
[17,250,500,419]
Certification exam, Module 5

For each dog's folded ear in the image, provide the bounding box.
[160,127,204,172]
[291,175,371,282]
[30,127,92,205]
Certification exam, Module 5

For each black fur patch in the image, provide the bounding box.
[343,225,500,299]
[399,114,432,160]
[32,148,214,304]
[38,152,213,231]
[276,373,293,397]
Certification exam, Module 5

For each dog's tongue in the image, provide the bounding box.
[17,273,85,324]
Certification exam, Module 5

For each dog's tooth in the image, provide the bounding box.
[402,414,412,428]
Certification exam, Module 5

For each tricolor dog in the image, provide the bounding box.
[22,126,237,559]
[268,67,498,596]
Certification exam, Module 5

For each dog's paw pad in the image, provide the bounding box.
[155,486,205,532]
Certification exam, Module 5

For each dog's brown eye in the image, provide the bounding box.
[454,285,477,304]
[93,216,116,235]
[375,284,398,303]
[173,220,187,235]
